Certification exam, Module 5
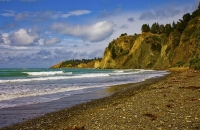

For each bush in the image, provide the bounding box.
[176,61,185,67]
[145,35,162,52]
[120,33,127,37]
[171,30,181,48]
[190,58,200,70]
[121,50,129,56]
[165,46,171,55]
[151,43,162,52]
[111,47,117,59]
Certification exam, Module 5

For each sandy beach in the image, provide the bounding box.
[1,69,200,130]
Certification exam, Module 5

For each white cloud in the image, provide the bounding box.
[68,10,91,16]
[54,10,91,19]
[38,38,44,45]
[51,21,115,42]
[138,3,197,21]
[14,12,30,21]
[44,37,60,45]
[1,10,91,21]
[0,33,10,44]
[0,9,15,17]
[9,28,39,46]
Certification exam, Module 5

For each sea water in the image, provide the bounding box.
[0,68,169,109]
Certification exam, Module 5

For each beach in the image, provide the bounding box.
[1,69,200,130]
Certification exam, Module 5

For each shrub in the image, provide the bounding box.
[171,30,181,48]
[120,33,127,37]
[165,46,171,55]
[190,58,200,70]
[151,43,162,52]
[121,50,129,56]
[176,61,185,67]
[111,47,117,59]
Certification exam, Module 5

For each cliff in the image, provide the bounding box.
[97,11,200,69]
[51,4,200,69]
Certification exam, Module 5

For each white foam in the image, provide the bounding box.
[0,73,110,83]
[0,85,93,101]
[24,71,65,76]
[113,70,124,73]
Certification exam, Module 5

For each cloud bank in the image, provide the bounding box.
[51,21,115,42]
[139,4,186,20]
[0,10,91,21]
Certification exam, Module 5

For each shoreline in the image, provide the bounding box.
[0,86,111,128]
[1,69,200,129]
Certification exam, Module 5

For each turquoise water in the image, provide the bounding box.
[0,68,169,109]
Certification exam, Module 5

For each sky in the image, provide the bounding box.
[0,0,199,68]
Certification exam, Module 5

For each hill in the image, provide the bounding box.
[51,3,200,70]
[50,58,101,68]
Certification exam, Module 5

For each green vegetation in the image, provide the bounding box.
[144,35,162,52]
[171,30,181,48]
[176,61,185,67]
[141,24,150,32]
[58,58,102,68]
[192,2,200,18]
[120,33,127,37]
[140,2,200,37]
[191,30,200,39]
[190,58,200,70]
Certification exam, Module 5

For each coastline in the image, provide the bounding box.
[1,69,200,129]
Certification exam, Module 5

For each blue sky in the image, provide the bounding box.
[0,0,199,68]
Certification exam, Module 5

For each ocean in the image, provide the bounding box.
[0,68,169,109]
[0,68,169,127]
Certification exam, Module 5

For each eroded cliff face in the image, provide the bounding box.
[98,33,163,69]
[99,35,137,69]
[97,16,200,69]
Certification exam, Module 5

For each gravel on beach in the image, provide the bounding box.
[1,69,200,130]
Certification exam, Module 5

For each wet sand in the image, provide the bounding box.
[0,89,111,128]
[1,69,200,130]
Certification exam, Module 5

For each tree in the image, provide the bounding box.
[176,13,191,33]
[172,21,176,30]
[183,13,191,23]
[120,33,127,37]
[141,24,150,32]
[165,24,172,36]
[192,2,200,18]
[151,22,160,34]
[158,24,165,34]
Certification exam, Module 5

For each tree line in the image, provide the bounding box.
[141,2,200,36]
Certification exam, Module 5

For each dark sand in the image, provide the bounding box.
[1,69,200,130]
